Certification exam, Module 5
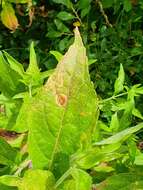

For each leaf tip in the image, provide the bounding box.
[74,27,83,46]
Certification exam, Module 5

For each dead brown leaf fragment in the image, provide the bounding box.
[0,129,19,141]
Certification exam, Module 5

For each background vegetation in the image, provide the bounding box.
[1,0,143,96]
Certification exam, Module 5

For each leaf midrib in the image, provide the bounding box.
[48,46,84,169]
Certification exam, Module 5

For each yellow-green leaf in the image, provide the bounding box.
[28,28,99,171]
[1,3,19,31]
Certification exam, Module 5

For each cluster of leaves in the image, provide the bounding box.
[1,0,143,96]
[0,28,143,189]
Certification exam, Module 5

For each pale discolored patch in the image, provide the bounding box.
[56,94,67,107]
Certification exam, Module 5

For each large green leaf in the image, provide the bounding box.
[19,169,55,190]
[28,28,99,170]
[0,169,55,190]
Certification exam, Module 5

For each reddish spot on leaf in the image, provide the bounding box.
[56,94,67,107]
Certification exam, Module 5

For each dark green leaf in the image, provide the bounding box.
[0,138,19,166]
[52,0,72,8]
[57,11,75,21]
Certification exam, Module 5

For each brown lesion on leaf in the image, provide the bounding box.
[0,129,19,141]
[56,94,67,107]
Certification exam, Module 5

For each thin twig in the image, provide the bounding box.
[71,6,82,25]
[99,92,128,103]
[96,0,112,27]
[14,160,32,176]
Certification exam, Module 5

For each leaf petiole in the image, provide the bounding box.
[99,92,128,104]
[55,167,74,188]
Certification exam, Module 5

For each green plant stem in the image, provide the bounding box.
[100,92,128,103]
[96,0,112,27]
[71,6,82,25]
[55,167,73,188]
[29,83,32,98]
[14,160,32,176]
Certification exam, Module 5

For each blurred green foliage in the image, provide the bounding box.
[0,0,143,97]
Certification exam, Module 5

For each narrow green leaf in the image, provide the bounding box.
[0,52,22,97]
[8,0,29,3]
[98,120,111,132]
[0,176,21,187]
[24,42,41,87]
[110,112,119,132]
[132,108,143,120]
[28,28,99,170]
[50,51,63,62]
[114,64,125,95]
[27,42,40,75]
[0,138,19,166]
[76,143,121,169]
[3,51,25,77]
[94,123,143,145]
[88,59,97,66]
[40,69,55,80]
